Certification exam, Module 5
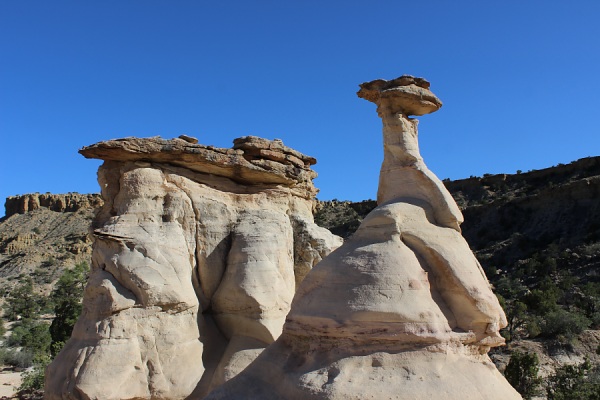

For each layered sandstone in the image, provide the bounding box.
[4,193,102,218]
[45,135,342,400]
[206,76,521,399]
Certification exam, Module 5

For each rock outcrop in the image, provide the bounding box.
[0,194,99,290]
[4,193,102,218]
[45,135,342,400]
[206,76,521,399]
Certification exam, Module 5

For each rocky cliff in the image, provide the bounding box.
[4,193,102,218]
[45,135,341,400]
[446,158,600,275]
[0,194,101,293]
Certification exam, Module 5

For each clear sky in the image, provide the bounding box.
[1,1,599,217]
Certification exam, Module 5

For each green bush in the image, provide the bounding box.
[504,351,542,399]
[526,317,542,338]
[3,278,43,321]
[546,359,600,400]
[0,348,33,368]
[18,354,50,391]
[524,278,561,316]
[49,261,89,356]
[541,309,591,341]
[499,297,528,341]
[7,320,51,357]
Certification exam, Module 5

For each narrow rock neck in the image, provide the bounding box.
[376,109,464,231]
[380,112,423,167]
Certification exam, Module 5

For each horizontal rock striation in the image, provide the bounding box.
[4,193,102,218]
[79,135,318,199]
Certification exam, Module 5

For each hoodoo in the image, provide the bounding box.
[45,135,342,400]
[206,76,522,399]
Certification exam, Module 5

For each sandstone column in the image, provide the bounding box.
[358,76,463,231]
[205,76,521,400]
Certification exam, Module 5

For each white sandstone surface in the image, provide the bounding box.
[205,76,521,399]
[45,136,341,400]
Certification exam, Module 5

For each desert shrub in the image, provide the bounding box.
[526,316,542,338]
[539,256,558,276]
[495,275,527,301]
[521,258,542,277]
[49,261,89,356]
[7,320,51,357]
[0,348,33,368]
[540,309,591,342]
[524,277,562,316]
[579,282,600,326]
[504,351,542,399]
[43,257,56,267]
[3,278,43,321]
[498,296,528,341]
[546,359,600,400]
[18,354,50,391]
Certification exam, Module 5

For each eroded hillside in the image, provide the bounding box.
[0,193,102,293]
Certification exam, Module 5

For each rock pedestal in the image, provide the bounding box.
[205,77,521,399]
[45,135,342,400]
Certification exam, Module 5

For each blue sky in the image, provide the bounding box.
[1,1,599,216]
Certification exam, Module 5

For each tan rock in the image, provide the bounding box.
[79,135,318,199]
[4,193,102,217]
[358,74,463,231]
[205,76,520,399]
[45,136,341,400]
[178,134,199,143]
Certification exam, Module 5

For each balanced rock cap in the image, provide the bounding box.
[357,74,442,116]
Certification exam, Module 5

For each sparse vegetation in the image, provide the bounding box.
[3,278,44,321]
[546,359,600,400]
[49,261,89,356]
[0,262,89,393]
[504,351,542,399]
[18,354,50,391]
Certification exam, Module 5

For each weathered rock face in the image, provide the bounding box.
[45,135,342,400]
[206,76,521,399]
[4,193,102,218]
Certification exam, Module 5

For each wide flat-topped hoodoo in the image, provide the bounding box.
[45,135,342,400]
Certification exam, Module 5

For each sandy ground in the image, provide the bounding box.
[0,371,21,398]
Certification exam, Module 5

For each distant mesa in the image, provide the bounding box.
[4,193,102,218]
